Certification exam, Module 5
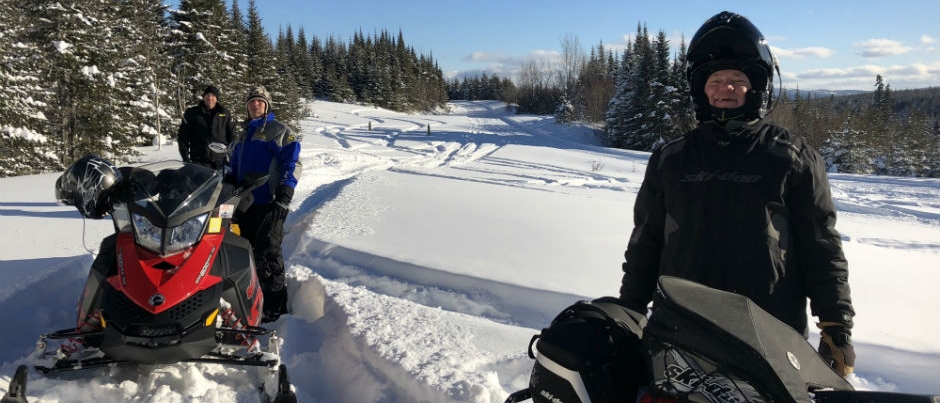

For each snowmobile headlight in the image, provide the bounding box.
[133,213,163,252]
[132,213,208,255]
[166,213,208,255]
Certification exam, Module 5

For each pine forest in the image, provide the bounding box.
[1,1,937,177]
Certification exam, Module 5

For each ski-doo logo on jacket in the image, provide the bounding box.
[680,170,762,183]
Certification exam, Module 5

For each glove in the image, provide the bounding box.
[274,184,294,206]
[269,185,293,221]
[269,201,289,222]
[817,322,855,377]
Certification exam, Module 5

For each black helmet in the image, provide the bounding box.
[55,155,121,219]
[687,11,778,122]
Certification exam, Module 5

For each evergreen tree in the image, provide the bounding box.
[31,0,142,164]
[114,0,175,149]
[554,93,576,124]
[0,0,60,175]
[244,0,302,129]
[605,42,635,148]
[169,0,240,115]
[303,35,324,100]
[224,0,249,116]
[645,30,681,146]
[320,36,355,103]
[608,24,659,150]
[669,37,694,133]
[292,27,317,99]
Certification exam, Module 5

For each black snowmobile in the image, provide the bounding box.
[506,276,940,403]
[2,156,296,403]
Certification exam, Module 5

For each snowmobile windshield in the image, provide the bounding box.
[114,161,222,256]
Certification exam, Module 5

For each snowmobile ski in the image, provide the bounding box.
[0,365,28,403]
[259,364,297,403]
[813,390,940,403]
[502,388,531,403]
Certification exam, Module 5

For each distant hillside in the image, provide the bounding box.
[781,88,867,98]
[768,85,940,177]
[780,86,939,122]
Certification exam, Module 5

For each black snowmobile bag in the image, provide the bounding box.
[643,276,853,403]
[522,296,648,403]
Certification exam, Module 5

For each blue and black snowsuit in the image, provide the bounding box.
[229,112,300,318]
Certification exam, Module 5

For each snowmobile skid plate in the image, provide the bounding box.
[34,325,276,374]
[35,349,280,375]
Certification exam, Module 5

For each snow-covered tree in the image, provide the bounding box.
[0,0,60,175]
[169,0,242,116]
[30,0,146,164]
[112,0,175,151]
[606,24,660,151]
[243,0,302,129]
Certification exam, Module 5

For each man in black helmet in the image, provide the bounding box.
[177,85,235,170]
[618,11,856,377]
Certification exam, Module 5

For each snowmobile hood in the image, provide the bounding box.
[113,161,223,257]
[110,232,224,315]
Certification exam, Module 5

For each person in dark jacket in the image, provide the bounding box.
[618,11,856,377]
[177,85,235,170]
[228,85,300,322]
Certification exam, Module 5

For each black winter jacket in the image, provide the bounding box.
[177,102,235,167]
[619,121,854,336]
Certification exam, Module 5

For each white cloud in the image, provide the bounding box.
[771,45,834,60]
[463,51,507,63]
[854,39,913,58]
[786,60,940,90]
[921,35,937,44]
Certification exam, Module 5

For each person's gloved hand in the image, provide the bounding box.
[269,201,289,222]
[817,322,855,377]
[270,184,293,220]
[274,184,293,205]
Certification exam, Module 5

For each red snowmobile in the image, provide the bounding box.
[1,156,295,403]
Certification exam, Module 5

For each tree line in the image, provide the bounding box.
[447,26,940,177]
[0,0,448,177]
[2,2,936,178]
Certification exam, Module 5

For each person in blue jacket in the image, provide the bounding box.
[228,85,300,322]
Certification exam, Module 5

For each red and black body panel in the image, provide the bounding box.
[58,160,270,366]
[74,225,262,364]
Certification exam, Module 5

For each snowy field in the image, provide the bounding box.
[0,100,938,402]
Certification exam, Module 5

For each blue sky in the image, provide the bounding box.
[227,0,939,91]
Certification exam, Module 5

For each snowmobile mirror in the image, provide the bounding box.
[208,142,229,156]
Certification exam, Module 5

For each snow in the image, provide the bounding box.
[1,100,938,402]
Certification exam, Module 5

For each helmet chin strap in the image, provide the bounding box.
[709,105,747,122]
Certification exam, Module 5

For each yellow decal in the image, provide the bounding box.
[208,217,223,233]
[206,308,219,327]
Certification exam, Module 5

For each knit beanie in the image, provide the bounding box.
[245,85,272,108]
[203,85,221,99]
